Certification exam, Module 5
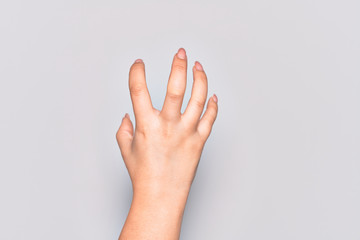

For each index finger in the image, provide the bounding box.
[128,59,154,125]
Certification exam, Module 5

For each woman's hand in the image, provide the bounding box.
[116,48,218,240]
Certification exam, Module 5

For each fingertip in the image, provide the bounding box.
[129,59,145,76]
[177,48,187,60]
[119,114,134,136]
[212,94,218,103]
[130,59,145,73]
[195,61,204,71]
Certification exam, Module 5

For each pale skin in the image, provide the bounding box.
[116,48,218,240]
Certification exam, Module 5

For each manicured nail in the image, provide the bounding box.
[212,94,218,103]
[135,59,143,63]
[195,61,203,71]
[177,48,186,59]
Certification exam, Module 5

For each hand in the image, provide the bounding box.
[116,48,218,240]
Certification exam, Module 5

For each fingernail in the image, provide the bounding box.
[125,113,130,119]
[212,94,218,103]
[135,59,143,63]
[195,61,203,71]
[177,48,186,59]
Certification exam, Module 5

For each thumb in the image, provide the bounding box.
[116,113,134,159]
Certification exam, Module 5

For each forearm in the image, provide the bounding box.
[119,185,190,240]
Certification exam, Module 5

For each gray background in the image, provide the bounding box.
[0,0,359,239]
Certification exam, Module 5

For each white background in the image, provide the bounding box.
[1,0,359,239]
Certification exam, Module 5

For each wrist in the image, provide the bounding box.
[132,180,191,212]
[120,183,190,240]
[133,181,190,204]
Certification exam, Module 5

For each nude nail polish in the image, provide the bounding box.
[195,61,203,71]
[177,48,186,59]
[212,94,218,103]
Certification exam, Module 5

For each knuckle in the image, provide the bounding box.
[116,129,124,141]
[166,91,182,102]
[186,138,203,153]
[192,98,205,109]
[195,72,208,82]
[181,119,197,133]
[158,117,174,134]
[201,125,212,139]
[197,128,210,142]
[201,118,211,128]
[160,126,173,138]
[129,82,145,96]
[172,63,187,72]
[135,124,148,137]
[116,130,121,140]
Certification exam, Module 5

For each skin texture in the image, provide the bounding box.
[116,48,218,240]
